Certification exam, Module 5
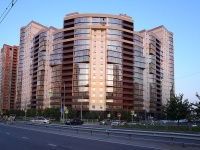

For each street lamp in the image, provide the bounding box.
[62,81,66,121]
[81,85,86,120]
[57,80,67,122]
[81,87,84,120]
[24,100,27,120]
[58,80,65,123]
[127,103,131,112]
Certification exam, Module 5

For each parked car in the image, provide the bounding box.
[30,117,51,124]
[99,119,111,125]
[111,120,127,126]
[65,119,83,125]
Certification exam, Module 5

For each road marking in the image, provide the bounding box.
[48,144,57,147]
[22,137,29,139]
[5,132,10,134]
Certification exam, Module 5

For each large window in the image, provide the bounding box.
[107,18,122,27]
[75,17,90,26]
[107,29,122,39]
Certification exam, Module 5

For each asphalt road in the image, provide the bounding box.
[0,124,166,150]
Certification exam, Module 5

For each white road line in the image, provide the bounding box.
[5,132,10,134]
[22,137,29,139]
[9,125,169,150]
[48,144,57,147]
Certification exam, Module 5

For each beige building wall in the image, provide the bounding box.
[149,26,174,105]
[17,21,46,109]
[89,29,107,111]
[140,26,174,112]
[141,31,150,113]
[43,27,57,108]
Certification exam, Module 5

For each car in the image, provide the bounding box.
[99,119,111,125]
[111,120,127,126]
[65,119,83,125]
[30,117,51,124]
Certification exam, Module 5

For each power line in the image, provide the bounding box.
[175,72,200,79]
[0,1,12,20]
[0,0,18,24]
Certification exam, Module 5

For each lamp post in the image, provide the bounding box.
[58,80,62,123]
[63,81,66,121]
[58,80,66,123]
[81,85,86,120]
[81,88,83,120]
[25,100,27,120]
[127,103,131,112]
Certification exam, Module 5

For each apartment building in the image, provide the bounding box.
[16,21,47,110]
[0,44,19,113]
[148,26,175,103]
[30,26,57,109]
[50,12,145,114]
[13,13,174,117]
[140,26,174,115]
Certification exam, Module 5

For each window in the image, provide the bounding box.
[101,35,104,38]
[100,88,103,91]
[100,94,103,97]
[94,35,96,38]
[92,105,95,108]
[93,88,95,91]
[92,94,95,97]
[94,41,96,44]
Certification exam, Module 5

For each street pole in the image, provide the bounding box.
[25,101,27,120]
[81,89,83,120]
[59,80,62,123]
[63,82,66,121]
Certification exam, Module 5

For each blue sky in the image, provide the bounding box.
[0,0,200,103]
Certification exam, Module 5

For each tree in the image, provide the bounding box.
[165,94,191,125]
[67,107,75,119]
[192,93,200,118]
[117,109,131,122]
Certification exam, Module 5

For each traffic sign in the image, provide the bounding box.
[117,113,121,118]
[49,91,53,96]
[65,110,68,114]
[131,110,135,115]
[107,114,111,118]
[60,108,64,113]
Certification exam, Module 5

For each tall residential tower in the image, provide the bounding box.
[50,13,145,114]
[16,21,47,110]
[0,44,18,113]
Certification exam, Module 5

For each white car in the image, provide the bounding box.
[111,120,127,126]
[30,117,51,124]
[111,120,121,126]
